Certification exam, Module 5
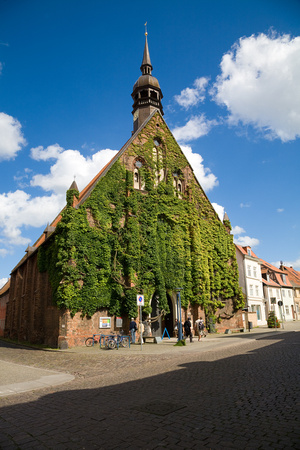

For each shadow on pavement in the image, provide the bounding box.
[0,330,299,449]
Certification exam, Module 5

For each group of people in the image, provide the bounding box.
[130,316,206,344]
[182,316,206,342]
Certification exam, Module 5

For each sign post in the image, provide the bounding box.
[137,295,144,351]
[176,288,183,341]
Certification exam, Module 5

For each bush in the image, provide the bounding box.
[267,311,280,328]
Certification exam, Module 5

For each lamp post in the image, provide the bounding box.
[176,288,183,341]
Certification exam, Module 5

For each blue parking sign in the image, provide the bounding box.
[137,295,144,306]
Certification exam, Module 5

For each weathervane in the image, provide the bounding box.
[144,22,148,36]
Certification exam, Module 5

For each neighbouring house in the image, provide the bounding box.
[0,279,10,337]
[261,260,295,322]
[235,245,266,325]
[4,35,244,348]
[280,265,300,320]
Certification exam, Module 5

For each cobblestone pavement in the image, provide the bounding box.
[0,324,299,449]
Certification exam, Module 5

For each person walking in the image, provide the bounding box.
[198,317,205,341]
[183,317,193,342]
[129,318,137,344]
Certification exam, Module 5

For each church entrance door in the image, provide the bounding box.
[151,293,174,338]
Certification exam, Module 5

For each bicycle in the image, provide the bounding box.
[85,334,101,347]
[104,334,130,349]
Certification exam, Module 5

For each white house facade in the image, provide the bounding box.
[235,245,266,325]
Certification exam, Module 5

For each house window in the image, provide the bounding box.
[255,286,259,297]
[277,289,280,299]
[247,265,252,277]
[282,290,286,297]
[253,267,257,278]
[247,248,251,256]
[269,288,273,297]
[288,290,291,297]
[285,305,289,315]
[249,285,254,296]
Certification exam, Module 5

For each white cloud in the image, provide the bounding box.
[0,190,64,246]
[180,144,218,192]
[231,223,260,248]
[232,225,245,235]
[30,143,63,161]
[30,145,118,195]
[174,77,209,109]
[240,202,251,208]
[0,277,8,288]
[172,114,217,143]
[212,202,224,221]
[234,235,260,248]
[277,208,284,213]
[272,258,300,271]
[0,112,26,160]
[211,32,300,142]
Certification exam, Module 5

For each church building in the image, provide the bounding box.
[5,34,244,347]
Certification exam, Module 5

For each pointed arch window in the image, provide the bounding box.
[133,159,145,190]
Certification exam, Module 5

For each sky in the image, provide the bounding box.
[0,0,300,287]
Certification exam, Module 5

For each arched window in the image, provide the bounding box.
[133,160,145,190]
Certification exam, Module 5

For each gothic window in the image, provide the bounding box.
[133,159,145,190]
[173,170,184,197]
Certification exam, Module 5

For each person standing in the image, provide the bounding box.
[184,317,193,342]
[129,318,137,344]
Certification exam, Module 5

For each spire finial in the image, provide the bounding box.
[144,22,148,36]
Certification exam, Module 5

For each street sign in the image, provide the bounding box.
[270,297,276,304]
[137,295,144,306]
[278,300,283,306]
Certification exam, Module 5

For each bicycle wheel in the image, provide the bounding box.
[107,339,116,349]
[85,337,94,347]
[120,337,129,348]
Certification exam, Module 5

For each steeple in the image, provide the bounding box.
[131,30,163,133]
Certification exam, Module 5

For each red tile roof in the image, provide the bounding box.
[235,244,259,258]
[280,265,300,287]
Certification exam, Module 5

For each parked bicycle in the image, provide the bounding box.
[104,333,130,350]
[85,332,130,349]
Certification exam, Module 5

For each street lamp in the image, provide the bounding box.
[176,288,183,341]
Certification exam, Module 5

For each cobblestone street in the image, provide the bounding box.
[0,325,299,449]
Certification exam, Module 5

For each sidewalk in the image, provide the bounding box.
[0,321,299,397]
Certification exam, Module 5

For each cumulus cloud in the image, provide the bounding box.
[234,235,260,248]
[0,190,64,246]
[30,143,63,161]
[232,225,246,235]
[277,208,284,213]
[211,32,300,142]
[0,145,119,254]
[180,144,218,192]
[0,112,26,160]
[30,145,118,195]
[174,77,209,109]
[172,114,217,143]
[212,202,224,221]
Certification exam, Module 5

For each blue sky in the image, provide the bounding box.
[0,0,300,287]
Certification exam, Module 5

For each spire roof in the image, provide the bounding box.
[141,33,152,74]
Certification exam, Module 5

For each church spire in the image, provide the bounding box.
[141,33,152,75]
[131,29,163,133]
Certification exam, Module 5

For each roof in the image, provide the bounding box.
[235,244,259,259]
[280,265,300,287]
[260,259,293,288]
[262,278,280,288]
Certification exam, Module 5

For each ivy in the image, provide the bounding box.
[37,113,244,318]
